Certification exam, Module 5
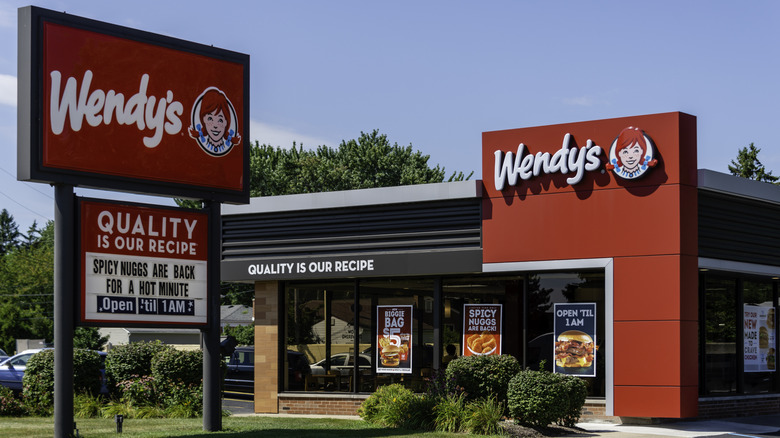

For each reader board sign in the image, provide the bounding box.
[79,199,208,326]
[744,305,776,373]
[377,305,413,374]
[18,6,250,203]
[553,303,596,377]
[463,304,502,356]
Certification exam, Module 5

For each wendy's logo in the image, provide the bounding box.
[606,126,657,180]
[188,87,241,157]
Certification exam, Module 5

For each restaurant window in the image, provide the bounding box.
[743,279,774,394]
[700,274,779,396]
[284,282,354,392]
[701,275,737,395]
[282,271,605,395]
[525,271,605,398]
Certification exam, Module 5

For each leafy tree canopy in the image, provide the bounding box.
[248,129,472,197]
[728,143,779,183]
[73,326,110,351]
[0,220,54,353]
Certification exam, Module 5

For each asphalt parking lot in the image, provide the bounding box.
[222,392,253,415]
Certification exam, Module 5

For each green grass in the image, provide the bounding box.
[0,416,507,438]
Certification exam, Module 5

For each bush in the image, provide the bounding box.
[0,385,25,416]
[358,383,426,429]
[151,348,202,386]
[433,393,466,433]
[445,354,521,405]
[507,369,587,427]
[74,392,105,418]
[463,396,505,435]
[105,341,172,395]
[22,349,103,415]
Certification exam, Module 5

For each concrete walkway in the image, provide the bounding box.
[577,415,780,437]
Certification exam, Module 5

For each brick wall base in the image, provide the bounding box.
[698,395,780,419]
[279,394,369,416]
[276,394,780,422]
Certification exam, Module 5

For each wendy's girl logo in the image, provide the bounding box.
[188,87,241,157]
[606,126,657,180]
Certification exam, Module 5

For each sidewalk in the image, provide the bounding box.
[577,414,780,437]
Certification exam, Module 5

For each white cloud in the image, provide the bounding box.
[0,74,15,107]
[249,120,334,149]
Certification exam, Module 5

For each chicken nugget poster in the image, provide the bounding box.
[376,305,413,374]
[463,304,502,356]
[554,303,597,377]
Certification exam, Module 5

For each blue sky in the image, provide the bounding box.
[1,1,779,231]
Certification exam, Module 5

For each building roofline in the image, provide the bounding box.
[222,180,482,215]
[698,169,780,205]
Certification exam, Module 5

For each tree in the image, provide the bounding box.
[73,327,110,351]
[0,221,54,352]
[0,209,20,256]
[728,143,779,183]
[248,130,472,197]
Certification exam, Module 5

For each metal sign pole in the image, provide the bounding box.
[54,184,75,438]
[203,201,222,431]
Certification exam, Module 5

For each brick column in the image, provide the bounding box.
[253,281,279,413]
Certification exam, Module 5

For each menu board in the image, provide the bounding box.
[463,304,502,356]
[376,305,413,374]
[744,305,776,373]
[553,303,597,377]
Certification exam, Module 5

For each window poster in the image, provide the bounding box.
[376,305,413,374]
[463,304,502,356]
[744,305,776,372]
[553,303,597,377]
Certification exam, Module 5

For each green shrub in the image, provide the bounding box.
[160,380,203,417]
[151,348,202,386]
[0,385,26,416]
[463,396,505,435]
[358,383,421,429]
[507,369,587,427]
[22,349,103,415]
[74,392,105,418]
[445,354,521,405]
[116,375,158,407]
[105,341,172,395]
[433,393,467,433]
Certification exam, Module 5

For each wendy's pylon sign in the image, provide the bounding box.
[18,6,250,203]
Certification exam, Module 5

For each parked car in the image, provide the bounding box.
[0,348,8,363]
[0,349,45,391]
[224,346,311,393]
[0,349,107,393]
[309,352,372,376]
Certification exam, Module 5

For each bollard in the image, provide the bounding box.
[115,414,124,433]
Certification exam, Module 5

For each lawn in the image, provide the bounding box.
[0,416,508,438]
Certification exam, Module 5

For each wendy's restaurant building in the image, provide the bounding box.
[221,112,780,421]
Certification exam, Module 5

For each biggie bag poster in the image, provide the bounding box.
[377,305,412,374]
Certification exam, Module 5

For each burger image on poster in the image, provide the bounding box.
[380,344,400,366]
[555,330,595,369]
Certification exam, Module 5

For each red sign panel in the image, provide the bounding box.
[19,7,249,203]
[79,199,209,326]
